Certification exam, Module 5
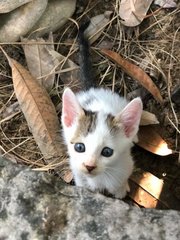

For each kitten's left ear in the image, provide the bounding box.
[115,98,143,138]
[62,88,84,127]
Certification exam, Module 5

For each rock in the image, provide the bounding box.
[0,0,48,42]
[29,0,76,38]
[0,0,76,42]
[0,156,180,239]
[0,0,32,13]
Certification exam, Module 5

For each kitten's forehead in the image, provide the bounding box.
[71,110,97,142]
[71,111,120,143]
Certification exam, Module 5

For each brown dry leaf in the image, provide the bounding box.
[101,49,163,104]
[154,0,177,8]
[129,179,163,208]
[7,57,68,174]
[129,169,180,210]
[131,170,164,202]
[84,11,112,44]
[140,110,159,126]
[59,169,73,183]
[22,35,55,91]
[119,0,153,27]
[137,126,173,156]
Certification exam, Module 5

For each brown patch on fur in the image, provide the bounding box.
[106,114,122,134]
[71,110,97,143]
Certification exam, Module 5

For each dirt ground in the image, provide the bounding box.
[0,0,179,208]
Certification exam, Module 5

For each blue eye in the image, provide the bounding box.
[74,143,85,153]
[101,147,113,157]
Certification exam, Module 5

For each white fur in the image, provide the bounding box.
[62,88,142,199]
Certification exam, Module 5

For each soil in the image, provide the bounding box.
[0,0,179,209]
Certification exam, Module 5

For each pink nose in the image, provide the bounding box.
[84,165,96,173]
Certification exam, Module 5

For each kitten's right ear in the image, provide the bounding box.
[115,97,143,138]
[62,88,84,127]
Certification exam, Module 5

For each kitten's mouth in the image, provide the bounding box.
[84,170,98,177]
[86,172,96,176]
[81,168,97,177]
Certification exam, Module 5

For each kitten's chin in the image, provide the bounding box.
[85,172,98,178]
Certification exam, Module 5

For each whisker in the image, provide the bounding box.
[105,166,128,176]
[103,171,115,189]
[104,170,120,186]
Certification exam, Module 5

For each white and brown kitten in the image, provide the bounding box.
[61,23,143,199]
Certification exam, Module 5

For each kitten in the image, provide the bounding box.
[61,22,143,199]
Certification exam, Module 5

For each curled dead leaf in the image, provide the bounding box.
[22,35,55,91]
[140,110,159,126]
[101,49,163,104]
[154,0,177,8]
[119,0,153,27]
[137,126,173,156]
[84,11,112,44]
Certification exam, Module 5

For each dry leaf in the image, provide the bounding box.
[119,0,153,27]
[101,49,163,103]
[48,49,81,92]
[129,179,164,208]
[22,35,55,91]
[0,101,21,124]
[137,126,173,156]
[139,55,161,82]
[154,0,177,8]
[0,101,19,118]
[140,110,159,125]
[0,0,47,42]
[127,88,149,100]
[129,170,166,209]
[0,0,32,13]
[131,170,164,200]
[84,11,112,44]
[129,169,180,210]
[98,40,114,50]
[8,57,67,168]
[59,169,73,183]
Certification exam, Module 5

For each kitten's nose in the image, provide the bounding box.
[85,165,96,173]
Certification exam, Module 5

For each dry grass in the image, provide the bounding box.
[0,0,179,171]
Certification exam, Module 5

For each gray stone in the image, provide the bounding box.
[0,0,48,42]
[29,0,76,38]
[0,156,179,240]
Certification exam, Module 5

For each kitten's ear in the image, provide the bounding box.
[62,88,84,127]
[115,98,143,138]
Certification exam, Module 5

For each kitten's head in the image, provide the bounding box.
[61,88,143,177]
